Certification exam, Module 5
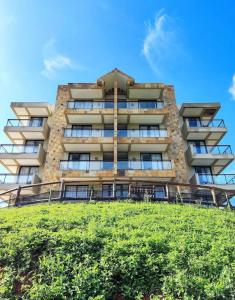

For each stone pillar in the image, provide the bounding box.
[163,86,188,183]
[113,80,118,177]
[41,86,69,185]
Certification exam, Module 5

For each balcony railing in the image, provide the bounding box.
[6,119,44,127]
[60,160,114,171]
[0,174,33,184]
[67,101,165,110]
[118,160,173,170]
[197,174,235,185]
[187,119,225,128]
[191,145,232,155]
[0,144,39,154]
[64,129,113,138]
[118,129,168,138]
[67,101,114,109]
[118,101,164,109]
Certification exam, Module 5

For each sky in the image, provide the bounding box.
[0,0,235,172]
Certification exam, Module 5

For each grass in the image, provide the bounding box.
[0,202,234,299]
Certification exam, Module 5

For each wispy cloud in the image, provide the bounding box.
[142,9,184,77]
[41,39,85,79]
[228,74,235,100]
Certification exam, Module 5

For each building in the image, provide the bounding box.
[0,69,235,202]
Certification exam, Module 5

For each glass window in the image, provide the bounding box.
[29,117,43,127]
[188,117,201,128]
[74,100,93,109]
[154,186,166,199]
[138,100,156,109]
[64,185,89,198]
[102,184,113,198]
[116,184,129,198]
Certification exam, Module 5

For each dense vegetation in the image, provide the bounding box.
[0,203,234,299]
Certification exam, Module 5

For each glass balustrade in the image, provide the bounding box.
[187,119,225,128]
[60,160,114,171]
[64,129,113,138]
[192,145,232,155]
[0,174,33,184]
[197,174,235,185]
[117,160,173,170]
[117,129,168,138]
[0,145,39,154]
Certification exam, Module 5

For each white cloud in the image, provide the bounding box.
[42,55,74,79]
[228,74,235,100]
[41,39,85,79]
[142,9,183,77]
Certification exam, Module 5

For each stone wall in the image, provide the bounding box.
[41,86,69,184]
[163,86,188,183]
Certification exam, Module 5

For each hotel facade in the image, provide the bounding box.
[0,69,234,202]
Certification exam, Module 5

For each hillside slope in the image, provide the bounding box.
[0,203,234,299]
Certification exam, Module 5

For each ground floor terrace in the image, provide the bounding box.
[1,179,233,208]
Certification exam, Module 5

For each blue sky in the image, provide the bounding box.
[0,0,235,172]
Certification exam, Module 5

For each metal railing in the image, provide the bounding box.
[118,101,165,109]
[67,101,114,109]
[191,145,232,155]
[117,160,173,170]
[0,174,33,184]
[6,119,44,127]
[118,129,168,138]
[187,119,225,128]
[60,160,114,171]
[197,174,235,185]
[0,144,39,154]
[64,129,114,137]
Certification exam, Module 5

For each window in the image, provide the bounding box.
[139,125,160,137]
[25,140,43,153]
[74,100,93,109]
[18,166,39,183]
[116,184,129,198]
[189,140,207,154]
[154,186,166,199]
[68,153,90,161]
[71,125,92,137]
[68,153,90,170]
[64,185,89,198]
[138,100,157,109]
[102,184,113,198]
[188,117,201,128]
[140,153,162,170]
[29,117,43,127]
[194,167,213,184]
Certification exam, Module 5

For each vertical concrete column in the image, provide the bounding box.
[113,80,118,176]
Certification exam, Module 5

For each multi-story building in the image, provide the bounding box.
[0,69,234,201]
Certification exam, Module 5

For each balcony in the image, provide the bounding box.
[118,101,168,124]
[0,144,45,173]
[4,119,49,144]
[11,102,53,118]
[60,160,114,179]
[182,119,227,145]
[186,145,234,174]
[65,101,114,124]
[190,173,235,190]
[117,101,164,109]
[117,129,171,152]
[0,174,40,194]
[62,129,113,152]
[117,160,175,181]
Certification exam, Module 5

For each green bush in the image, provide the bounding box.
[0,203,234,299]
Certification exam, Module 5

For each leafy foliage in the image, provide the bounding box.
[0,203,234,299]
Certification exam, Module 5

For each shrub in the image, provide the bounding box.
[0,203,234,299]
